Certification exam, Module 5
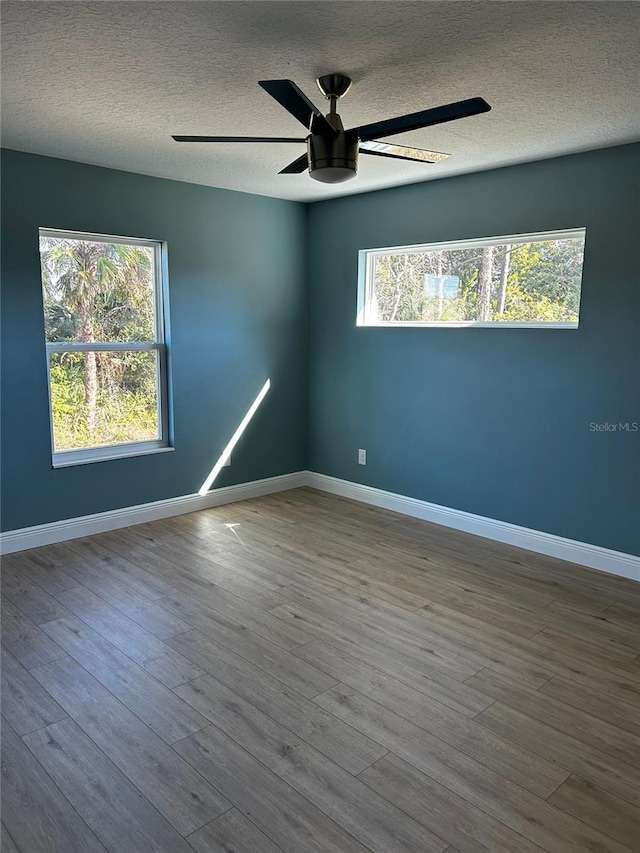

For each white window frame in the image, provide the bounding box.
[357,228,586,329]
[40,228,172,468]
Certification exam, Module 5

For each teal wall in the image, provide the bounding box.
[2,145,638,556]
[307,144,640,555]
[1,150,307,531]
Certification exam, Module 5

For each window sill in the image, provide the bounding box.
[52,444,174,469]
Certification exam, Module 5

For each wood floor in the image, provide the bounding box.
[2,488,640,853]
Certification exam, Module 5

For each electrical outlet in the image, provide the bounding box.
[223,453,232,467]
[358,448,367,465]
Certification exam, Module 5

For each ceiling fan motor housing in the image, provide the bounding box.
[308,128,359,183]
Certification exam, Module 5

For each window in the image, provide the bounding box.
[358,228,586,328]
[39,229,170,467]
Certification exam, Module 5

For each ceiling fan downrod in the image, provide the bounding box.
[308,74,358,183]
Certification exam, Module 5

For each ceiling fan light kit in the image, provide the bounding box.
[173,74,490,184]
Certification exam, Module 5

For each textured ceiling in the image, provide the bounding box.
[2,1,639,202]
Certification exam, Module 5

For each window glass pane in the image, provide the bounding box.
[49,350,160,451]
[367,233,585,325]
[40,236,156,343]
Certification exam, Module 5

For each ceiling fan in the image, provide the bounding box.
[173,74,491,184]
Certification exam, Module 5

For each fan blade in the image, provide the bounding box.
[279,153,309,174]
[355,97,491,142]
[258,79,337,135]
[360,140,449,164]
[172,135,305,143]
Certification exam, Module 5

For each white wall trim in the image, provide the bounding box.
[306,472,640,583]
[2,469,638,583]
[0,472,306,555]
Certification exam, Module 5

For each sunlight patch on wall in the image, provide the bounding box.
[198,379,271,495]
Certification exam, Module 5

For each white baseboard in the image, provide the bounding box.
[3,469,638,583]
[0,471,306,555]
[306,472,640,583]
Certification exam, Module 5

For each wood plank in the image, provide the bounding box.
[23,719,194,853]
[606,600,640,620]
[418,549,619,613]
[271,741,445,853]
[138,535,294,609]
[476,700,640,810]
[0,565,72,625]
[335,546,562,610]
[1,718,107,853]
[31,656,230,835]
[539,674,640,737]
[291,642,567,797]
[40,615,209,743]
[155,588,312,651]
[219,520,363,569]
[333,577,431,611]
[186,809,284,853]
[1,646,67,735]
[359,753,546,853]
[350,536,617,614]
[295,638,491,717]
[338,577,544,638]
[271,599,482,683]
[96,525,293,610]
[53,585,203,687]
[389,564,556,622]
[153,512,231,540]
[214,528,378,595]
[531,625,639,667]
[543,599,640,652]
[169,636,385,774]
[99,525,292,602]
[173,674,443,853]
[289,613,494,714]
[64,537,177,599]
[313,684,633,853]
[152,525,294,589]
[548,775,640,851]
[55,543,191,638]
[280,587,557,688]
[541,582,640,626]
[204,524,374,589]
[234,526,368,581]
[205,497,298,528]
[466,668,640,767]
[4,550,77,595]
[494,550,640,609]
[420,602,640,708]
[1,824,20,853]
[278,574,346,600]
[174,725,373,853]
[1,599,65,670]
[168,620,336,698]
